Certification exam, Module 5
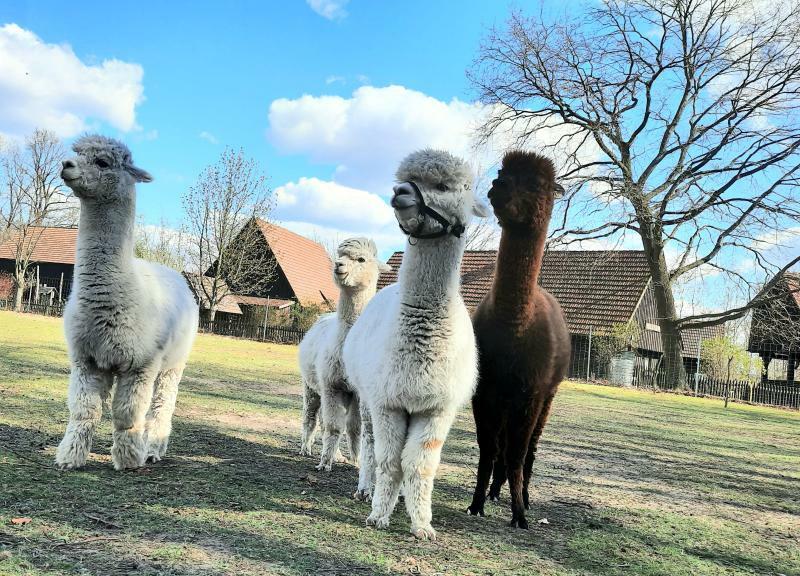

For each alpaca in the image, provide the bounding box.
[55,135,198,471]
[298,237,391,471]
[466,151,570,528]
[343,149,489,540]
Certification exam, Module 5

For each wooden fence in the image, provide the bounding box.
[198,318,306,345]
[0,299,307,345]
[630,362,800,409]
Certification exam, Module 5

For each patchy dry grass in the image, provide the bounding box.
[1,311,798,575]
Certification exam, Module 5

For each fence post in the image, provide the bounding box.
[695,337,702,396]
[586,326,592,381]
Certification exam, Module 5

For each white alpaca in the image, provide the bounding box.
[343,149,488,540]
[298,237,391,471]
[55,135,198,471]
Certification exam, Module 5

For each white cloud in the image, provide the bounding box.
[306,0,348,20]
[199,131,219,144]
[325,75,345,85]
[268,85,598,195]
[0,24,145,139]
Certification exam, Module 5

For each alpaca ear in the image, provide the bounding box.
[554,183,565,198]
[472,199,490,218]
[378,262,393,273]
[127,165,154,183]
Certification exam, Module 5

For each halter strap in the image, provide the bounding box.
[396,181,465,240]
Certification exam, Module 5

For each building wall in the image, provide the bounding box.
[0,259,75,300]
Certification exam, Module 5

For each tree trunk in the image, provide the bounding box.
[639,225,688,390]
[13,273,24,312]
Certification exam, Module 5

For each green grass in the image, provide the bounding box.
[1,311,798,576]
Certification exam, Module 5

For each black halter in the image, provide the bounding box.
[395,181,466,240]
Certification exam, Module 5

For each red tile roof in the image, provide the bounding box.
[254,219,339,308]
[0,226,78,265]
[233,294,294,309]
[378,250,652,334]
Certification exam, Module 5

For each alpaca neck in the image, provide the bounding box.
[490,225,547,325]
[399,236,463,310]
[337,284,376,327]
[75,196,136,280]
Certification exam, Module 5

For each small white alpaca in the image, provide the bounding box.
[55,135,198,471]
[343,149,488,540]
[298,237,391,471]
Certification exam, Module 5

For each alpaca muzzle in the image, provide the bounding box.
[392,181,465,240]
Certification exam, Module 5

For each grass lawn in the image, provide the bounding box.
[1,311,798,576]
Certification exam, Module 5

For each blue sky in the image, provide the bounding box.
[0,0,537,257]
[2,0,796,319]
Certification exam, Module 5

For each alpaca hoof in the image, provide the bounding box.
[146,438,168,462]
[366,513,390,529]
[111,439,146,471]
[466,504,485,517]
[298,446,313,457]
[353,488,372,502]
[508,516,529,529]
[411,524,437,541]
[55,440,88,471]
[315,462,333,472]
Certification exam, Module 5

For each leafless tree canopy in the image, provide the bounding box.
[471,0,800,386]
[182,147,276,321]
[0,129,75,310]
[134,218,189,271]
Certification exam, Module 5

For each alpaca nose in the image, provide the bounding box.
[391,183,418,209]
[62,159,77,169]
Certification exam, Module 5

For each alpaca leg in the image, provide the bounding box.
[467,403,501,516]
[488,442,507,502]
[346,395,361,465]
[403,410,456,540]
[366,406,408,529]
[55,360,112,470]
[145,365,184,463]
[299,384,321,456]
[354,402,375,501]
[523,394,554,510]
[505,404,540,529]
[317,387,349,471]
[111,366,158,470]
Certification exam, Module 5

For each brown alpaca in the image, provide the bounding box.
[466,151,570,529]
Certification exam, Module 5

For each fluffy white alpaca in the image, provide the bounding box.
[343,149,488,540]
[55,135,198,471]
[298,237,391,471]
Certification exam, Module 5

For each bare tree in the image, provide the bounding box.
[0,129,75,310]
[182,147,276,323]
[471,0,800,386]
[134,218,189,271]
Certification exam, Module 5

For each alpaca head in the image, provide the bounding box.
[488,151,563,229]
[392,149,489,241]
[61,134,153,202]
[333,237,392,291]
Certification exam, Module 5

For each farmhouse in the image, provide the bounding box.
[378,250,723,382]
[211,218,339,309]
[747,272,800,383]
[0,226,78,303]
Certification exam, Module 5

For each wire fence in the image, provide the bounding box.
[567,331,799,410]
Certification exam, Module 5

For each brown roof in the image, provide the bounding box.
[254,219,339,307]
[378,250,652,334]
[182,272,242,315]
[0,226,78,265]
[788,273,800,309]
[233,294,294,309]
[681,324,725,358]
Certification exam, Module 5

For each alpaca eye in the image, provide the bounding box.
[95,158,110,169]
[436,183,448,192]
[358,258,365,263]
